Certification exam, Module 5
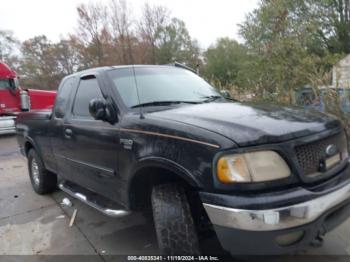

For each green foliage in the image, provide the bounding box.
[237,0,340,99]
[9,0,200,89]
[19,36,63,90]
[156,18,200,68]
[2,0,350,135]
[235,0,350,133]
[182,0,350,135]
[305,0,350,54]
[204,38,248,88]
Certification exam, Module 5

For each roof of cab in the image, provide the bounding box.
[72,64,177,77]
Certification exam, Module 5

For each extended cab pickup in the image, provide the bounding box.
[16,65,350,255]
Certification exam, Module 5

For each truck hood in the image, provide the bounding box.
[150,101,341,147]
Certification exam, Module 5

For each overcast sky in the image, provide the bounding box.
[0,0,259,48]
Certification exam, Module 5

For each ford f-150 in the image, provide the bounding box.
[16,64,350,255]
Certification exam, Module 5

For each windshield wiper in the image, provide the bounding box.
[131,101,200,108]
[200,95,223,102]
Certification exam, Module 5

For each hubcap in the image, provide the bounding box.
[31,159,40,185]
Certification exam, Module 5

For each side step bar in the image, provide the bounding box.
[58,181,131,218]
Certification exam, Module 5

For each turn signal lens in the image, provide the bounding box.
[217,155,250,183]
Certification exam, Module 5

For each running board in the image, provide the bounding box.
[58,181,131,218]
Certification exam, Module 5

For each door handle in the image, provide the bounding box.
[64,128,73,138]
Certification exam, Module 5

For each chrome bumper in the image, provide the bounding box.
[0,116,16,135]
[203,182,350,231]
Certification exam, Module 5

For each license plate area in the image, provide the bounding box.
[325,153,341,169]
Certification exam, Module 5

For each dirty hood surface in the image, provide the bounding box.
[150,101,341,147]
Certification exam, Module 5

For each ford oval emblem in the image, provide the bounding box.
[326,144,338,156]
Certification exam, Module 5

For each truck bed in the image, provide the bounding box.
[16,110,53,155]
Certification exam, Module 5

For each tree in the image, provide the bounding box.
[204,38,248,87]
[109,0,135,64]
[53,39,82,75]
[156,18,200,67]
[139,3,170,63]
[0,30,20,69]
[241,0,350,56]
[307,0,350,54]
[76,2,110,66]
[19,36,62,90]
[138,4,200,67]
[238,0,339,100]
[12,0,203,90]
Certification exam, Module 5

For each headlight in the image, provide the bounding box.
[217,151,291,183]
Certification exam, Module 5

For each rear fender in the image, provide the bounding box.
[23,136,46,168]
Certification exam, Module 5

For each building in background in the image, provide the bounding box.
[332,54,350,88]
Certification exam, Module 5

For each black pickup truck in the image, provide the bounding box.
[16,64,350,255]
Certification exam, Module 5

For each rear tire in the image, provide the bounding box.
[151,183,200,255]
[27,149,57,194]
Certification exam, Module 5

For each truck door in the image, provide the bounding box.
[0,79,21,115]
[62,74,121,201]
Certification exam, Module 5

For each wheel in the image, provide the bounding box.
[27,149,57,194]
[151,183,200,255]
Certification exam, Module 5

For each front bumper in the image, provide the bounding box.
[204,181,350,231]
[201,165,350,254]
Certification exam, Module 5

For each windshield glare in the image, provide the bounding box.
[108,67,221,108]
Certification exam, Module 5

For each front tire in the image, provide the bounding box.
[27,149,57,194]
[151,183,200,255]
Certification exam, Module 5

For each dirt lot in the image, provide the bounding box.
[1,135,350,258]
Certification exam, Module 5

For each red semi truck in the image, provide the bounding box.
[0,61,56,134]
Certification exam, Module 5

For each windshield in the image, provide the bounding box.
[0,78,17,90]
[107,67,221,108]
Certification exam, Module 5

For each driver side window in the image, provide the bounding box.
[72,78,104,118]
[0,79,11,89]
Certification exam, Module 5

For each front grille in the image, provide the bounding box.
[295,132,348,176]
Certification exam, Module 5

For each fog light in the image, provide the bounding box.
[275,231,304,246]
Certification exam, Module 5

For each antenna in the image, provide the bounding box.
[131,64,144,119]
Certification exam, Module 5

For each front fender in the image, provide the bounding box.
[130,156,202,188]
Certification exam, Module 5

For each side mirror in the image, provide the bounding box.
[89,98,109,121]
[220,90,232,99]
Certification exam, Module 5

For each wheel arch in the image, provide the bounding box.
[24,137,37,156]
[127,157,201,211]
[23,137,46,169]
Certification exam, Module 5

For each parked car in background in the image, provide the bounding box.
[16,64,350,255]
[296,86,350,114]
